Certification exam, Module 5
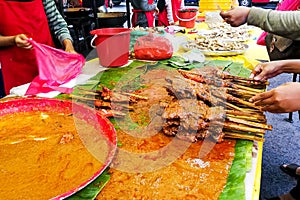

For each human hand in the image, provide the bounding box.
[63,39,77,54]
[14,34,32,49]
[155,7,159,14]
[249,82,300,113]
[219,6,251,27]
[249,61,284,81]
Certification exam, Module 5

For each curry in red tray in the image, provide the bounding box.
[0,111,103,199]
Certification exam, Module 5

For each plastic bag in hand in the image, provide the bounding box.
[25,39,85,95]
[134,34,173,61]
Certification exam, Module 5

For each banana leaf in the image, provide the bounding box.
[66,60,257,200]
[66,168,110,200]
[238,67,252,78]
[206,60,233,68]
[219,140,253,200]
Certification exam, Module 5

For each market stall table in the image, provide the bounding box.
[75,23,269,200]
[3,22,270,200]
[71,57,266,200]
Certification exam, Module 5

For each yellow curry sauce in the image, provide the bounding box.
[96,69,236,199]
[0,111,104,199]
[97,130,236,200]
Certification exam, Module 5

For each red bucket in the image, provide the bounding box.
[90,28,131,67]
[177,8,198,28]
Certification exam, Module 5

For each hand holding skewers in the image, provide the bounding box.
[249,61,300,113]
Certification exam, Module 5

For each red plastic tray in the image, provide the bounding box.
[0,97,117,199]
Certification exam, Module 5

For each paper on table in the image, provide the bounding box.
[10,74,92,98]
[10,58,105,98]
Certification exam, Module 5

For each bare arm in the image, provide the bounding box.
[0,34,32,49]
[249,60,300,113]
[0,35,16,47]
[166,0,174,24]
[220,6,300,40]
[250,82,300,113]
[250,60,300,81]
[247,7,300,41]
[43,0,76,53]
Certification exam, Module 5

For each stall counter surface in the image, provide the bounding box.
[69,57,264,200]
[78,23,268,200]
[4,21,270,200]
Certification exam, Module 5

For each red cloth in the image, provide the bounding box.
[257,0,300,46]
[0,0,54,94]
[132,0,155,27]
[158,8,169,26]
[158,0,182,26]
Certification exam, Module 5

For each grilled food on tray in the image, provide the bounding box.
[73,67,271,143]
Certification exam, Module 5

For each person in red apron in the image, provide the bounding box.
[157,0,184,26]
[131,0,159,27]
[0,0,75,95]
[105,0,113,8]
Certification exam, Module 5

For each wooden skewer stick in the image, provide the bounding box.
[233,84,265,93]
[224,132,265,142]
[223,122,266,134]
[226,113,266,123]
[220,73,269,85]
[77,87,148,100]
[69,94,96,101]
[227,94,261,110]
[226,116,272,130]
[76,91,99,96]
[226,110,265,118]
[226,87,258,96]
[122,92,148,100]
[225,102,245,112]
[76,87,100,93]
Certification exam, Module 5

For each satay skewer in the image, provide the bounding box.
[226,87,258,96]
[226,116,272,130]
[223,122,266,134]
[219,73,269,85]
[231,84,265,93]
[225,102,245,112]
[178,69,267,94]
[77,87,148,100]
[226,94,261,110]
[122,92,148,100]
[69,94,95,101]
[224,132,265,142]
[226,110,266,123]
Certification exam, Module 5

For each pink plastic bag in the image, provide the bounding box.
[257,31,268,46]
[25,39,85,95]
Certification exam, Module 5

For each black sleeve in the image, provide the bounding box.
[157,0,166,13]
[82,0,104,8]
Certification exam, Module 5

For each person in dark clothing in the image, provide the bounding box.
[82,0,104,7]
[157,0,184,26]
[266,164,300,200]
[82,0,112,10]
[131,0,159,27]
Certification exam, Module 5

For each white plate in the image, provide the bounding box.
[200,48,247,56]
[181,42,249,56]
